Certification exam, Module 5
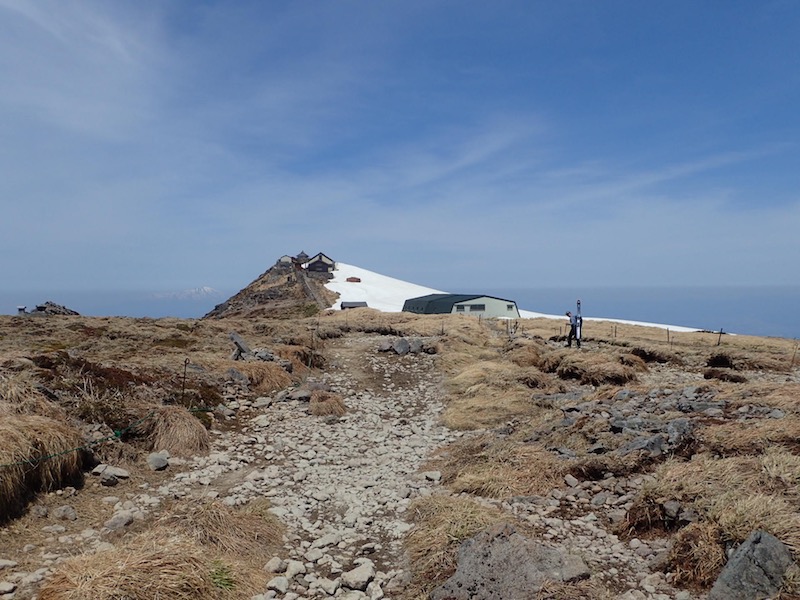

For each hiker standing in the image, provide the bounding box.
[565,311,581,348]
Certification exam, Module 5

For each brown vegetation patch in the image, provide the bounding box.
[31,351,154,393]
[157,499,284,559]
[699,418,800,456]
[704,367,748,383]
[506,343,544,368]
[569,453,654,481]
[622,454,800,552]
[135,405,211,457]
[441,357,564,430]
[235,362,293,394]
[618,353,648,371]
[275,344,325,370]
[309,390,347,417]
[667,522,726,587]
[707,352,737,369]
[540,351,637,386]
[0,371,66,420]
[630,346,679,364]
[431,436,567,499]
[0,414,84,521]
[404,494,507,597]
[38,531,260,600]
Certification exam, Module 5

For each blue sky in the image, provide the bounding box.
[1,0,798,294]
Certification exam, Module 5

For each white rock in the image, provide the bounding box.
[0,581,17,594]
[304,548,324,562]
[266,576,289,593]
[342,561,375,591]
[316,577,340,595]
[264,557,286,573]
[285,559,306,579]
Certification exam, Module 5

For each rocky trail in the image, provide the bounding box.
[7,329,798,599]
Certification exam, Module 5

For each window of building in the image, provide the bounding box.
[507,304,514,310]
[468,304,485,312]
[456,305,465,312]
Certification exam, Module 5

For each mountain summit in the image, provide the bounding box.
[203,254,338,319]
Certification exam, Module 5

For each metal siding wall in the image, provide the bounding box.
[450,297,519,318]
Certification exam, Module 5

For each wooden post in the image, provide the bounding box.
[717,329,724,346]
[791,340,799,370]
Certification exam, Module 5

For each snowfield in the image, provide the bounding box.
[326,262,699,332]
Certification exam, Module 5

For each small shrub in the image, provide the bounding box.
[0,414,84,521]
[704,368,747,383]
[667,522,726,587]
[135,406,210,458]
[707,353,737,369]
[309,390,347,417]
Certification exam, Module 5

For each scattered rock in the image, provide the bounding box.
[708,530,794,600]
[342,560,376,591]
[52,505,78,521]
[431,524,589,600]
[147,453,169,471]
[104,510,134,531]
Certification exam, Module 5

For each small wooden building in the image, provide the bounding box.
[307,252,336,273]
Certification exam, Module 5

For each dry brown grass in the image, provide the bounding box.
[540,350,637,386]
[309,390,347,417]
[0,414,84,520]
[623,453,800,553]
[700,417,800,455]
[38,530,260,600]
[404,494,507,597]
[442,358,564,430]
[716,382,800,414]
[430,435,567,499]
[157,499,284,559]
[235,362,293,394]
[667,522,726,587]
[135,405,211,458]
[0,371,66,419]
[506,343,544,367]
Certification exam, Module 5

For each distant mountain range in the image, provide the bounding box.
[152,286,224,300]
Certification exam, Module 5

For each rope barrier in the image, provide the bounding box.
[0,410,157,470]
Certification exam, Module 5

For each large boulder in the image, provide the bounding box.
[431,524,589,600]
[708,530,794,600]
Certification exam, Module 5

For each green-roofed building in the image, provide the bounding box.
[402,294,520,319]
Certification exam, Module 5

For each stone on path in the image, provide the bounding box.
[267,575,290,593]
[708,530,794,600]
[342,559,376,591]
[431,524,589,600]
[147,453,169,471]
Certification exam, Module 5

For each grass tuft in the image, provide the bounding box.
[135,405,210,458]
[405,494,507,596]
[0,414,84,520]
[309,390,347,417]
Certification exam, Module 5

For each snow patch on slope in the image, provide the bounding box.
[325,262,699,332]
[326,263,445,312]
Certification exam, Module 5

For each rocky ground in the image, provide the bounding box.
[2,328,798,599]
